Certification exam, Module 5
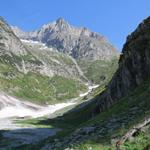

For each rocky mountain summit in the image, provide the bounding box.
[12,18,118,60]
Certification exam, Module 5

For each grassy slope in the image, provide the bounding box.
[15,78,150,150]
[77,57,118,84]
[70,78,150,150]
[0,61,87,104]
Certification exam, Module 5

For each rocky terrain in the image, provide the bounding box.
[21,39,86,80]
[0,17,43,74]
[12,18,118,60]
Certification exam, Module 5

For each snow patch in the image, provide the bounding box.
[21,39,40,44]
[0,93,75,119]
[79,84,99,97]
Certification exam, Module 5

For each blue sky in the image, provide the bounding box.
[1,0,150,50]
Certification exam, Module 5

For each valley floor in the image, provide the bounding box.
[0,84,99,149]
[0,93,75,149]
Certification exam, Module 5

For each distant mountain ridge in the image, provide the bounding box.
[12,18,118,60]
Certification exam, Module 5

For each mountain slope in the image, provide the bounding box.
[1,18,86,80]
[0,17,87,105]
[0,17,46,76]
[21,39,87,80]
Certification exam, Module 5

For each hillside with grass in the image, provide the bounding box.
[0,60,87,104]
[77,57,118,84]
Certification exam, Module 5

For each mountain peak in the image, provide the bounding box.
[56,17,66,24]
[11,17,118,60]
[55,17,70,30]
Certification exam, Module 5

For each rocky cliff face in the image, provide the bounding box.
[0,17,48,76]
[12,18,118,60]
[0,17,27,56]
[94,17,150,113]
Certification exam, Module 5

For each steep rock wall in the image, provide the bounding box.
[94,17,150,114]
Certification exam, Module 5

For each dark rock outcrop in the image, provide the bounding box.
[94,17,150,114]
